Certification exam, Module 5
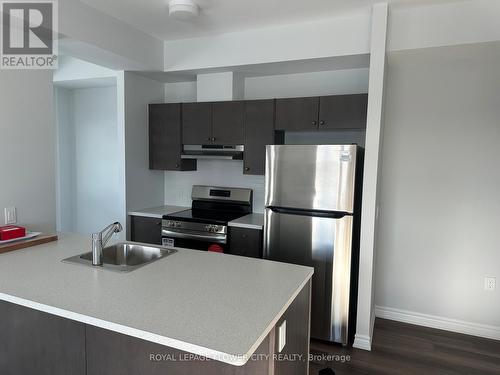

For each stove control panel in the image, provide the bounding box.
[162,219,227,235]
[205,224,222,233]
[164,220,181,228]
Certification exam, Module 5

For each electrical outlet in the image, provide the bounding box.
[484,277,496,292]
[4,207,16,224]
[278,320,286,352]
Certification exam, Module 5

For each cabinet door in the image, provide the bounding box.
[318,94,368,130]
[0,301,86,375]
[130,216,162,245]
[149,104,196,171]
[275,97,319,131]
[212,101,245,144]
[243,100,275,175]
[229,227,262,258]
[182,102,212,144]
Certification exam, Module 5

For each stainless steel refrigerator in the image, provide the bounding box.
[263,144,362,345]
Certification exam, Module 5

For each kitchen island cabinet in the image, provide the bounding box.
[0,234,313,374]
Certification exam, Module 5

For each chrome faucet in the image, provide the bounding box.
[92,222,123,266]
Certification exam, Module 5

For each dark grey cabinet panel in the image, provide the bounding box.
[130,216,162,245]
[212,101,245,144]
[182,102,212,144]
[319,94,368,130]
[275,97,319,131]
[0,301,86,375]
[229,227,263,259]
[273,281,311,375]
[243,100,275,175]
[149,104,196,171]
[86,325,271,375]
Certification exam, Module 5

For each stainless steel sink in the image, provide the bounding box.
[63,242,177,272]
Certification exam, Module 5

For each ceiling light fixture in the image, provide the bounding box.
[168,0,199,20]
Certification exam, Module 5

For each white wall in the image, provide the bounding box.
[0,71,55,233]
[388,0,500,52]
[55,87,75,232]
[197,72,243,101]
[54,55,116,83]
[244,68,369,99]
[163,14,371,72]
[375,42,500,336]
[164,81,197,103]
[164,160,266,211]
[55,86,122,235]
[60,0,164,70]
[118,72,165,237]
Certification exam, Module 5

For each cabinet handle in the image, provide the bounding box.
[244,167,250,172]
[320,120,325,126]
[175,163,179,168]
[312,121,317,126]
[211,137,216,142]
[206,137,210,141]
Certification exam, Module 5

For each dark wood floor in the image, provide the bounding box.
[309,318,500,375]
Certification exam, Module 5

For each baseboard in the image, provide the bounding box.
[353,334,372,351]
[375,305,500,341]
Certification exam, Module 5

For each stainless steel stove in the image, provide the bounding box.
[162,185,252,251]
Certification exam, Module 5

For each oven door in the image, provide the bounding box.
[162,228,227,251]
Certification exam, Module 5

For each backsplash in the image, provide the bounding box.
[164,160,265,212]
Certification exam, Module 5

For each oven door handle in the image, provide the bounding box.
[162,229,227,244]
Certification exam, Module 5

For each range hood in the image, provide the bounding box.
[181,145,244,160]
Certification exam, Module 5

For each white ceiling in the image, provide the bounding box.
[80,0,459,41]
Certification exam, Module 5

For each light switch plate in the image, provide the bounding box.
[4,207,16,224]
[278,320,286,353]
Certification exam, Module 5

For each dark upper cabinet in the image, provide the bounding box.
[275,97,320,131]
[182,102,212,144]
[130,216,162,245]
[212,101,245,144]
[318,94,368,130]
[243,100,275,175]
[228,227,263,259]
[149,104,196,171]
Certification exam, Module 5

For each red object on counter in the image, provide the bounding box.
[0,225,26,241]
[208,244,224,253]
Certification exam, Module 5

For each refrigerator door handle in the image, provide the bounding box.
[267,206,350,218]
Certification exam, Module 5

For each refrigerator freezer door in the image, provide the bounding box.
[265,145,357,213]
[264,208,353,344]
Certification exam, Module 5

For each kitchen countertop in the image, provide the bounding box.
[228,213,264,230]
[0,233,313,366]
[128,205,189,219]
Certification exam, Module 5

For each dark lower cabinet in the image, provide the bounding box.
[243,99,275,175]
[149,103,196,171]
[319,94,368,130]
[130,216,162,245]
[0,301,86,375]
[86,326,271,375]
[275,97,320,131]
[229,227,263,258]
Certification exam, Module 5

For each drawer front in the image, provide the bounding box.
[229,227,263,259]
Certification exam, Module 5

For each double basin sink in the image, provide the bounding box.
[63,242,177,273]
